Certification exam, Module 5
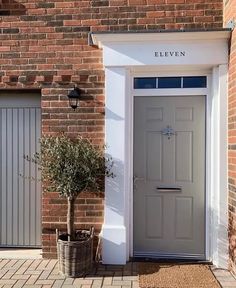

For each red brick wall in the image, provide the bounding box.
[0,0,223,258]
[225,0,236,273]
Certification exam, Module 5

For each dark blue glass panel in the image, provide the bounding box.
[183,76,207,88]
[134,77,156,89]
[158,77,181,88]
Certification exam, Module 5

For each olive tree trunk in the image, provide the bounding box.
[67,197,75,241]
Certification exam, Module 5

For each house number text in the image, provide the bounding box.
[154,51,186,57]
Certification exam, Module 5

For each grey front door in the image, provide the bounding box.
[133,96,205,259]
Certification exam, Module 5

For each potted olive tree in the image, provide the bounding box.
[26,134,113,277]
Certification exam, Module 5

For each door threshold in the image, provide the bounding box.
[131,257,211,265]
[0,248,42,259]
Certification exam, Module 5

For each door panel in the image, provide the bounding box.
[146,132,162,181]
[0,93,41,247]
[175,196,193,239]
[175,131,193,182]
[133,96,205,259]
[146,196,163,239]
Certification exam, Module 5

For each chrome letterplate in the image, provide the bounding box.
[156,186,182,193]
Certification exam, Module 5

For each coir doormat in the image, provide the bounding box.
[138,262,221,288]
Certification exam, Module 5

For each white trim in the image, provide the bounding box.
[125,68,132,261]
[91,31,231,48]
[218,64,228,268]
[131,69,212,76]
[210,65,228,268]
[132,89,208,97]
[205,74,212,262]
[127,69,228,267]
[102,67,127,265]
[130,66,213,73]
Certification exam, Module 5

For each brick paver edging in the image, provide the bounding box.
[212,267,236,288]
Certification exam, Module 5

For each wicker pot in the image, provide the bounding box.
[57,227,94,277]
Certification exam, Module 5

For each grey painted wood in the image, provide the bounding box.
[1,109,7,245]
[0,93,41,247]
[134,96,205,259]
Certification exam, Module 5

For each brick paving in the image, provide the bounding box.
[212,267,236,288]
[0,259,236,287]
[0,260,138,288]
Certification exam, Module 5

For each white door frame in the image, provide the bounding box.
[125,67,228,267]
[129,70,210,261]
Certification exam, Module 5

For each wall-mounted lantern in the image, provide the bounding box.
[67,87,81,110]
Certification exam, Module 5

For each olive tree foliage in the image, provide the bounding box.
[25,134,113,241]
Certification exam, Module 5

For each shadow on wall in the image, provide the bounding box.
[0,0,26,16]
[105,156,125,220]
[106,108,124,121]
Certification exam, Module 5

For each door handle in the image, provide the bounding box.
[133,176,144,185]
[133,176,144,190]
[156,186,182,192]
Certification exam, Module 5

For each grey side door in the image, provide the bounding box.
[0,92,41,247]
[133,96,205,259]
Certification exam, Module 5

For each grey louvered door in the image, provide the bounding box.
[134,96,205,259]
[0,92,41,247]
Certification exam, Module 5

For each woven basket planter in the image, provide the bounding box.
[57,227,94,277]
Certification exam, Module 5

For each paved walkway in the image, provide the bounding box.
[0,259,235,287]
[212,267,236,288]
[0,259,138,288]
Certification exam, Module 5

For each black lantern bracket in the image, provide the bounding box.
[67,86,81,110]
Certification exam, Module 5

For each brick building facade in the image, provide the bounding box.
[0,0,234,267]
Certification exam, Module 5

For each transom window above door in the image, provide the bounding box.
[134,76,207,89]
